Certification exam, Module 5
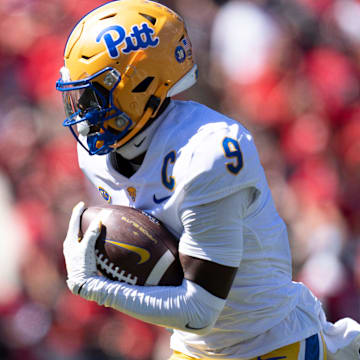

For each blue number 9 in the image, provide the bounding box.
[222,137,243,175]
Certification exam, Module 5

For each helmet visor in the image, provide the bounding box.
[61,84,108,121]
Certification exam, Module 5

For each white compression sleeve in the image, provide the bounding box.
[80,277,225,335]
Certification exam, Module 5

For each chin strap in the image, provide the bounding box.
[110,81,170,151]
[115,97,172,160]
[108,64,198,152]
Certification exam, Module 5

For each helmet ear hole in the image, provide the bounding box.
[132,77,155,93]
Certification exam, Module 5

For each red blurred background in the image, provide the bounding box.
[0,0,359,359]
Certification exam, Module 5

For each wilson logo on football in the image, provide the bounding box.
[96,23,160,59]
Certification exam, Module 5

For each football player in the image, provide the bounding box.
[57,1,360,359]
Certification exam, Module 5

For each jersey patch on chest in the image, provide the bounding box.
[99,186,112,203]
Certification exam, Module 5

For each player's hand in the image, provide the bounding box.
[63,201,102,295]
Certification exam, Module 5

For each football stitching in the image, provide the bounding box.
[95,250,138,285]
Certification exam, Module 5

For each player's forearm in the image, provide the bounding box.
[80,276,225,335]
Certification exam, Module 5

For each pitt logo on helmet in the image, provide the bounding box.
[96,23,160,59]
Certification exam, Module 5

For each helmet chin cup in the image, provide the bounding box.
[74,109,132,156]
[86,126,130,155]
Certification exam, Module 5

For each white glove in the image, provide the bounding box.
[63,201,102,295]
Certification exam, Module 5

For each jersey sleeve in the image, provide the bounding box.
[179,189,252,267]
[177,122,263,209]
[174,121,264,266]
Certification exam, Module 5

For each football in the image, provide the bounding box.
[80,205,184,286]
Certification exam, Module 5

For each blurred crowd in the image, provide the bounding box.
[0,0,359,359]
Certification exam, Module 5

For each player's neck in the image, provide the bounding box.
[130,153,146,166]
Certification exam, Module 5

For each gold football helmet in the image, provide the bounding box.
[56,0,197,155]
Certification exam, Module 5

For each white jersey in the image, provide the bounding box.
[78,100,324,358]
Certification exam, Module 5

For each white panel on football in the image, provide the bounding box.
[145,250,175,285]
